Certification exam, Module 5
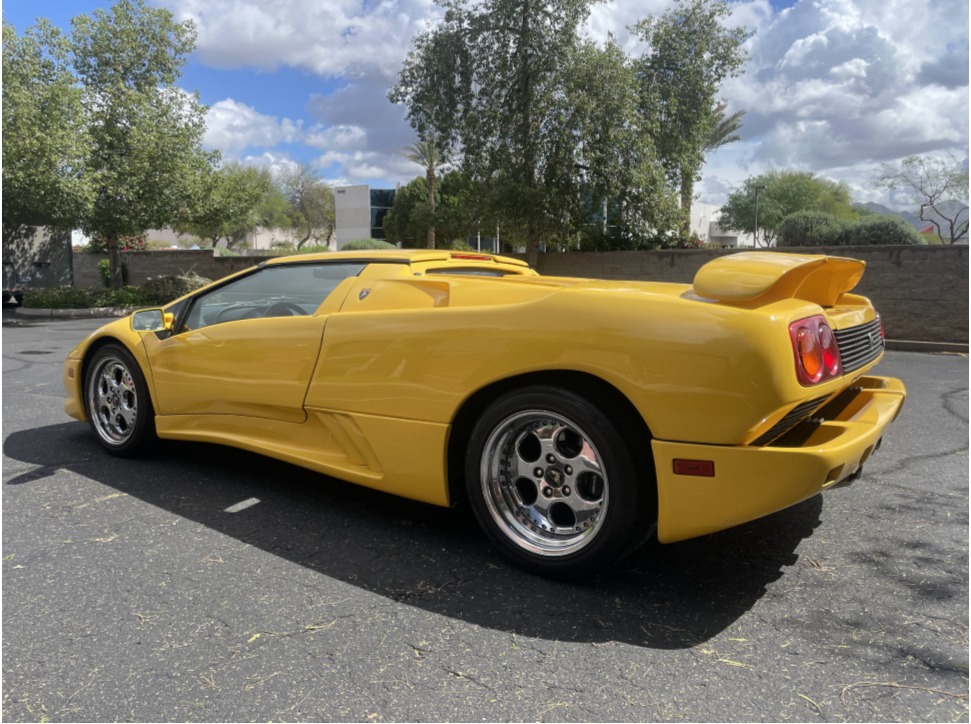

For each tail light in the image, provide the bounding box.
[790,315,842,385]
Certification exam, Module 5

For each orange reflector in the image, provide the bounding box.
[673,459,715,477]
[67,368,75,379]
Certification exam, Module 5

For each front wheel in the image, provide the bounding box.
[465,386,655,578]
[84,344,156,456]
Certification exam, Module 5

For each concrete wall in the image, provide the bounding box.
[72,245,968,344]
[3,226,73,290]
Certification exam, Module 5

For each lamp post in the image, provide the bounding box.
[753,184,766,248]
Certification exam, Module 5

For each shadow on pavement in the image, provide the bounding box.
[4,421,823,650]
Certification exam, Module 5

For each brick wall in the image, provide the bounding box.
[72,250,263,289]
[73,245,969,344]
[533,245,968,344]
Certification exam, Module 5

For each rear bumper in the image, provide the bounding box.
[653,375,906,543]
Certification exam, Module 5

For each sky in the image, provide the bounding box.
[4,0,969,211]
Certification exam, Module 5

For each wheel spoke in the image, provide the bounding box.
[481,409,610,557]
[87,354,140,446]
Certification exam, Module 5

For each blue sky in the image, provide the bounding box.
[4,0,968,209]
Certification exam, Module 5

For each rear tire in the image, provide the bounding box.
[84,344,156,457]
[465,386,655,579]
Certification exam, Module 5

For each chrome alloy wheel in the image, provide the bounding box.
[87,355,139,446]
[479,410,609,557]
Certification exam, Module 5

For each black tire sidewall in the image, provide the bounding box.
[84,343,155,457]
[465,386,650,578]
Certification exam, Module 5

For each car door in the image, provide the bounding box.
[143,262,364,423]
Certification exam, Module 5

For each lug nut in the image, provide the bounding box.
[546,454,556,464]
[562,486,571,496]
[565,465,573,475]
[534,467,544,478]
[543,487,554,498]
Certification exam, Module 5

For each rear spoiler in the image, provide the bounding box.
[693,252,865,307]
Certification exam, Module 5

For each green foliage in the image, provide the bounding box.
[71,0,217,288]
[720,170,860,246]
[176,162,272,248]
[843,216,923,246]
[98,258,129,287]
[390,0,744,261]
[2,20,91,240]
[280,163,335,248]
[341,238,397,250]
[22,285,149,309]
[777,211,850,247]
[632,0,749,233]
[140,271,211,303]
[87,231,148,253]
[400,139,448,248]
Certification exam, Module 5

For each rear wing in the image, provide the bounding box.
[693,252,865,307]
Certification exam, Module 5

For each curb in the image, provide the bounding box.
[15,307,137,319]
[884,339,968,354]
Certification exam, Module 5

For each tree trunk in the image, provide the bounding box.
[427,168,436,249]
[525,220,540,268]
[680,174,693,240]
[107,232,123,290]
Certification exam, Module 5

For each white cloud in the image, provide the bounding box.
[204,99,302,156]
[177,0,966,209]
[163,0,441,80]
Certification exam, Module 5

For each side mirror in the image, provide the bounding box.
[131,308,175,333]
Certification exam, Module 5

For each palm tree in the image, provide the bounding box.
[679,103,746,239]
[401,139,447,248]
[703,103,745,154]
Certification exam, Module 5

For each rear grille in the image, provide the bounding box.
[835,319,884,373]
[751,395,830,447]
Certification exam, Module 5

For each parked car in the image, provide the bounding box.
[63,250,905,577]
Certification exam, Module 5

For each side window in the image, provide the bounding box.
[183,263,365,330]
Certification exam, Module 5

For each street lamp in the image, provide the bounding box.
[753,183,767,248]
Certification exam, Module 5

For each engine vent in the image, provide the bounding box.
[835,318,884,373]
[751,395,830,447]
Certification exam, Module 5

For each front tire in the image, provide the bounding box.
[465,386,655,579]
[84,344,156,456]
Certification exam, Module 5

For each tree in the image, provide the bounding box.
[846,216,923,246]
[71,0,216,288]
[2,20,91,245]
[383,177,431,247]
[176,163,272,248]
[720,170,858,246]
[390,0,599,266]
[879,155,969,245]
[401,139,447,248]
[279,163,335,248]
[777,211,850,247]
[632,0,748,238]
[558,39,679,250]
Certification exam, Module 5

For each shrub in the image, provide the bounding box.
[87,232,148,253]
[21,286,151,309]
[778,211,850,247]
[842,215,923,246]
[141,272,212,305]
[98,258,129,287]
[341,238,397,250]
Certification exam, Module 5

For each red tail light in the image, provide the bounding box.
[790,315,842,385]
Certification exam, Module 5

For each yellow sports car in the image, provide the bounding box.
[63,250,905,578]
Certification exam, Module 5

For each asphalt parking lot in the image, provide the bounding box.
[2,316,968,722]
